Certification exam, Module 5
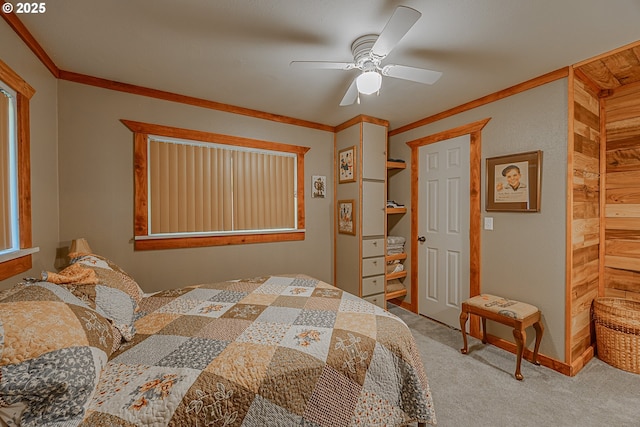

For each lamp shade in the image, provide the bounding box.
[356,71,382,95]
[69,238,93,256]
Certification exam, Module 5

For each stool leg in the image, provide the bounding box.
[532,320,544,366]
[513,326,526,380]
[481,317,488,344]
[460,310,469,354]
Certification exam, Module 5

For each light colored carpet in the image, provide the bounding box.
[390,305,640,427]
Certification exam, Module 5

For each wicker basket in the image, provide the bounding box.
[593,297,640,374]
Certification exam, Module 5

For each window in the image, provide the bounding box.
[123,120,310,250]
[0,60,35,280]
[0,84,18,253]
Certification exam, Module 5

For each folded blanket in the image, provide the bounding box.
[42,263,99,285]
[387,249,405,255]
[387,263,405,274]
[387,244,405,250]
[387,235,406,245]
[386,279,406,293]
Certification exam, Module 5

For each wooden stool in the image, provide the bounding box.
[459,294,544,380]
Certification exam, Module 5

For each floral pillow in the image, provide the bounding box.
[44,254,145,345]
[0,282,116,426]
[69,254,144,309]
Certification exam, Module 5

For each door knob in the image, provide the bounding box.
[417,236,426,242]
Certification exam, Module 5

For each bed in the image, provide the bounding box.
[0,253,436,426]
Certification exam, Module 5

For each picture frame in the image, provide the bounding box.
[337,199,356,235]
[486,150,542,212]
[311,175,326,198]
[338,146,356,183]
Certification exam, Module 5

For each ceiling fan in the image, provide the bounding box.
[290,5,442,106]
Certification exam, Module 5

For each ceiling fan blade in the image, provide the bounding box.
[371,6,421,58]
[339,78,358,106]
[382,64,442,85]
[289,61,355,70]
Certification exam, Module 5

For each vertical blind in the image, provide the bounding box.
[149,138,296,235]
[233,150,295,230]
[0,91,12,250]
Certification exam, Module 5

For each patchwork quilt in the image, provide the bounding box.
[80,274,436,426]
[0,282,116,426]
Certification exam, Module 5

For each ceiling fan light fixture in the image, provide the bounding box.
[291,6,435,106]
[356,70,382,95]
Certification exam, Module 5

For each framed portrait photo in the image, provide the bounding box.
[337,199,356,235]
[338,146,356,183]
[486,150,542,212]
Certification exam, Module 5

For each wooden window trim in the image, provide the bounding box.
[122,119,310,250]
[0,60,34,280]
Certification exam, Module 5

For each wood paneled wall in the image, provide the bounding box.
[565,41,640,374]
[604,83,640,301]
[569,75,601,365]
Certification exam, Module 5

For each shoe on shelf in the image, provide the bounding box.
[387,200,405,208]
[387,158,405,163]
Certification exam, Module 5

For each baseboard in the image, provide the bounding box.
[569,345,595,376]
[481,333,573,376]
[409,313,594,377]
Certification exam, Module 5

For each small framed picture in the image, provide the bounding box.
[338,146,356,183]
[338,199,356,235]
[486,150,542,212]
[312,175,326,198]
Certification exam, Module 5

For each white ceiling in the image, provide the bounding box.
[15,0,640,129]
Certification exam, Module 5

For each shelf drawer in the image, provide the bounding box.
[362,256,384,277]
[362,275,384,296]
[362,238,385,257]
[363,293,385,309]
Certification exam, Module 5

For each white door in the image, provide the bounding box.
[418,135,470,328]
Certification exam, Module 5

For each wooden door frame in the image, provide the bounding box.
[406,118,490,335]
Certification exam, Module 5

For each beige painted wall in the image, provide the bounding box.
[1,16,568,361]
[56,81,335,291]
[0,22,60,289]
[388,79,568,361]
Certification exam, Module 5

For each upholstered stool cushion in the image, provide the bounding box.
[465,294,538,320]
